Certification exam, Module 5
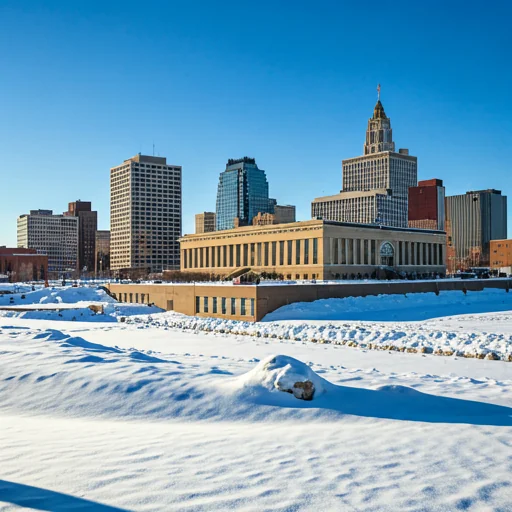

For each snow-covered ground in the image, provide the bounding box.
[0,285,163,322]
[1,286,512,511]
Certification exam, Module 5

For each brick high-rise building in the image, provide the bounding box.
[408,179,445,231]
[65,200,97,273]
[445,189,507,271]
[17,210,78,277]
[110,154,182,273]
[312,91,417,228]
[195,212,216,234]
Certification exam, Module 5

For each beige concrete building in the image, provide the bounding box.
[179,219,446,280]
[312,96,417,228]
[17,209,78,277]
[195,212,216,234]
[110,154,182,273]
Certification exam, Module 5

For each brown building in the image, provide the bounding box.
[195,212,216,234]
[95,230,110,276]
[65,201,97,274]
[0,247,48,282]
[490,239,512,272]
[408,179,445,231]
[180,219,446,280]
[253,205,296,226]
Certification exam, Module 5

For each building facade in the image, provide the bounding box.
[490,239,512,273]
[17,210,78,277]
[110,154,182,273]
[445,189,507,272]
[95,230,110,276]
[0,247,48,282]
[107,279,508,323]
[65,200,97,273]
[215,157,273,230]
[195,212,216,234]
[252,204,297,226]
[180,219,446,280]
[408,179,445,230]
[312,98,417,228]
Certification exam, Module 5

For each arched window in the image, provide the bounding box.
[380,242,394,267]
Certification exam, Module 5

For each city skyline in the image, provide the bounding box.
[1,2,511,246]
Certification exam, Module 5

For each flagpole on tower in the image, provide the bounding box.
[377,83,381,101]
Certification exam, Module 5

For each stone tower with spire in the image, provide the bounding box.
[312,89,418,228]
[364,100,395,155]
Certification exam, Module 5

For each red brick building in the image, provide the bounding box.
[0,247,48,282]
[408,179,445,231]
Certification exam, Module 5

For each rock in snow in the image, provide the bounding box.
[236,354,327,401]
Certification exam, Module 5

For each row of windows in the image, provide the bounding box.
[195,296,255,317]
[183,239,319,269]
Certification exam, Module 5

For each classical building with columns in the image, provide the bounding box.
[312,95,417,228]
[179,219,446,280]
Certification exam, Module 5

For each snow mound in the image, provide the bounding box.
[234,354,328,401]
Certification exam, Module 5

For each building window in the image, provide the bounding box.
[195,296,200,313]
[296,240,301,265]
[231,297,236,315]
[279,241,284,265]
[241,298,246,315]
[212,297,218,314]
[221,297,227,314]
[380,242,394,266]
[264,242,269,266]
[250,244,255,266]
[304,239,309,265]
[287,240,293,265]
[250,298,255,317]
[313,238,318,265]
[271,241,277,266]
[236,245,241,267]
[203,296,208,313]
[243,244,248,266]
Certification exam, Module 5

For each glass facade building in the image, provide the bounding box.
[216,157,272,230]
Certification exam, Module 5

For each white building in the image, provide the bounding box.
[110,154,182,273]
[17,210,78,277]
[312,96,417,228]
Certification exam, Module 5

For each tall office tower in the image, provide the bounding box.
[195,212,216,234]
[95,230,111,275]
[408,179,445,230]
[64,200,97,273]
[17,210,78,277]
[216,157,272,230]
[445,189,507,271]
[110,154,182,273]
[312,94,418,227]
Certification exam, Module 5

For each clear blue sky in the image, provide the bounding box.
[1,0,511,246]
